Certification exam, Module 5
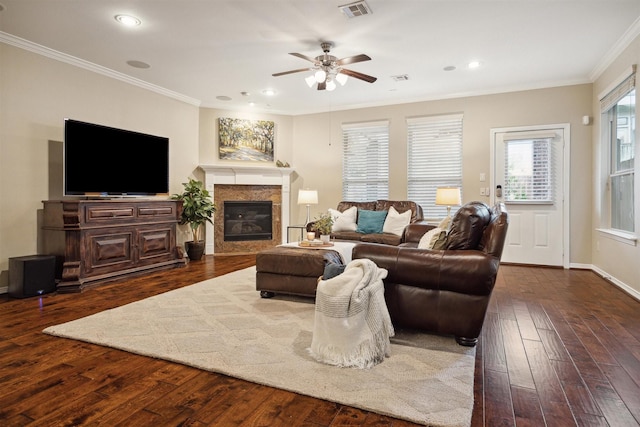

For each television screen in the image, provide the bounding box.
[64,119,169,197]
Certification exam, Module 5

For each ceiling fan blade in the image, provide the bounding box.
[317,81,326,91]
[336,54,371,66]
[339,68,377,83]
[272,67,312,77]
[289,52,320,64]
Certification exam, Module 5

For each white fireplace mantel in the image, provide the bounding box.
[198,164,294,253]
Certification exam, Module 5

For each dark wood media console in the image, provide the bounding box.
[42,199,187,293]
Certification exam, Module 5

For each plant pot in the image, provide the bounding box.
[320,234,331,244]
[185,240,205,261]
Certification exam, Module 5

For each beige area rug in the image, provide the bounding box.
[43,267,475,427]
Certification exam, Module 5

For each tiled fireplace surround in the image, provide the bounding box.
[199,165,293,254]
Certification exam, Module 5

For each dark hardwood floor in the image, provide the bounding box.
[1,256,639,426]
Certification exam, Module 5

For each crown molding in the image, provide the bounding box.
[590,15,640,81]
[0,31,201,107]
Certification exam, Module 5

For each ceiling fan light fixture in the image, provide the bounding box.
[336,73,348,86]
[326,80,337,91]
[305,75,316,87]
[315,69,327,83]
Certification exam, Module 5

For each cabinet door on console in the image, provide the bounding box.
[84,228,136,275]
[136,224,177,264]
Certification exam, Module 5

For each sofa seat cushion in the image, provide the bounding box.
[331,231,365,241]
[361,233,403,246]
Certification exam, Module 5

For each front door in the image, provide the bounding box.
[490,124,569,267]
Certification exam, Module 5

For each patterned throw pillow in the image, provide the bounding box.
[418,227,444,249]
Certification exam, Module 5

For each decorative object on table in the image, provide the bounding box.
[218,117,274,162]
[171,178,216,261]
[298,189,318,226]
[43,266,476,427]
[306,231,316,241]
[435,187,462,217]
[311,211,333,243]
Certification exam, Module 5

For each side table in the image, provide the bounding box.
[286,224,307,242]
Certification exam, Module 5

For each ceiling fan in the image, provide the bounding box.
[272,42,377,91]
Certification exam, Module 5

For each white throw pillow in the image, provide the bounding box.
[418,227,444,249]
[382,206,412,237]
[329,206,358,232]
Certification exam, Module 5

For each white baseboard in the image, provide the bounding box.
[0,286,7,295]
[589,265,640,301]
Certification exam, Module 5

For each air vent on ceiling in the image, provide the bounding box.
[391,74,409,82]
[339,1,372,18]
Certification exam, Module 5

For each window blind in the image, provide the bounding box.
[341,121,389,201]
[407,114,463,218]
[503,138,554,203]
[600,66,636,112]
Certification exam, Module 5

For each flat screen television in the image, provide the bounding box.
[64,118,170,197]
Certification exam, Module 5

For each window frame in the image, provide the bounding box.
[599,67,636,238]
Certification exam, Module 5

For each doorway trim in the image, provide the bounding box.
[490,123,571,269]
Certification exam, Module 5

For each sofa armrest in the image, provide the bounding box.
[352,243,499,296]
[403,222,435,243]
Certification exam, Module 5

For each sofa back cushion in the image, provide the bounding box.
[445,202,492,250]
[337,201,376,212]
[375,200,423,223]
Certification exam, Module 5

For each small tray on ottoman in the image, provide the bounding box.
[298,240,334,247]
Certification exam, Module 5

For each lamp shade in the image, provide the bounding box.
[298,189,318,205]
[435,187,461,206]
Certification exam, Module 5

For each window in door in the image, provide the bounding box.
[503,137,553,203]
[407,114,463,218]
[341,121,389,201]
[600,70,635,233]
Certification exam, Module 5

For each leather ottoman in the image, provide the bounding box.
[256,246,343,298]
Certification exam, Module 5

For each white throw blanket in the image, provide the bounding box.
[309,258,394,369]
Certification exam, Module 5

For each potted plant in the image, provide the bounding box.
[171,178,216,260]
[311,212,333,243]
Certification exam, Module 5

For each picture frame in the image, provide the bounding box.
[218,117,275,162]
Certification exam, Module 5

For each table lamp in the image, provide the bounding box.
[435,187,461,217]
[297,189,318,226]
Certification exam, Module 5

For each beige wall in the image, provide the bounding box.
[6,33,635,293]
[0,44,200,284]
[592,34,640,296]
[290,85,594,265]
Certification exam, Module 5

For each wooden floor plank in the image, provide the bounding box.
[1,257,639,426]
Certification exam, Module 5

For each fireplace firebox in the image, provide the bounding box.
[223,201,273,241]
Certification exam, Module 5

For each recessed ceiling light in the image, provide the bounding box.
[126,60,150,69]
[468,61,481,69]
[262,89,276,96]
[443,65,456,72]
[248,102,256,107]
[115,14,141,27]
[216,96,232,101]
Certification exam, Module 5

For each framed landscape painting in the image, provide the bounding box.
[218,117,275,162]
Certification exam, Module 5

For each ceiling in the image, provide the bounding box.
[2,0,640,115]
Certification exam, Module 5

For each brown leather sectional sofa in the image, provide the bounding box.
[352,201,509,346]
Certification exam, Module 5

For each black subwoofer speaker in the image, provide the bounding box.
[8,255,56,298]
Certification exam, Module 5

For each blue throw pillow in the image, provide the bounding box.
[356,209,388,234]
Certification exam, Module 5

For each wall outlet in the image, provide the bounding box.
[480,187,486,196]
[485,187,490,196]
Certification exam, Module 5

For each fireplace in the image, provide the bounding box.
[223,201,273,241]
[199,164,293,254]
